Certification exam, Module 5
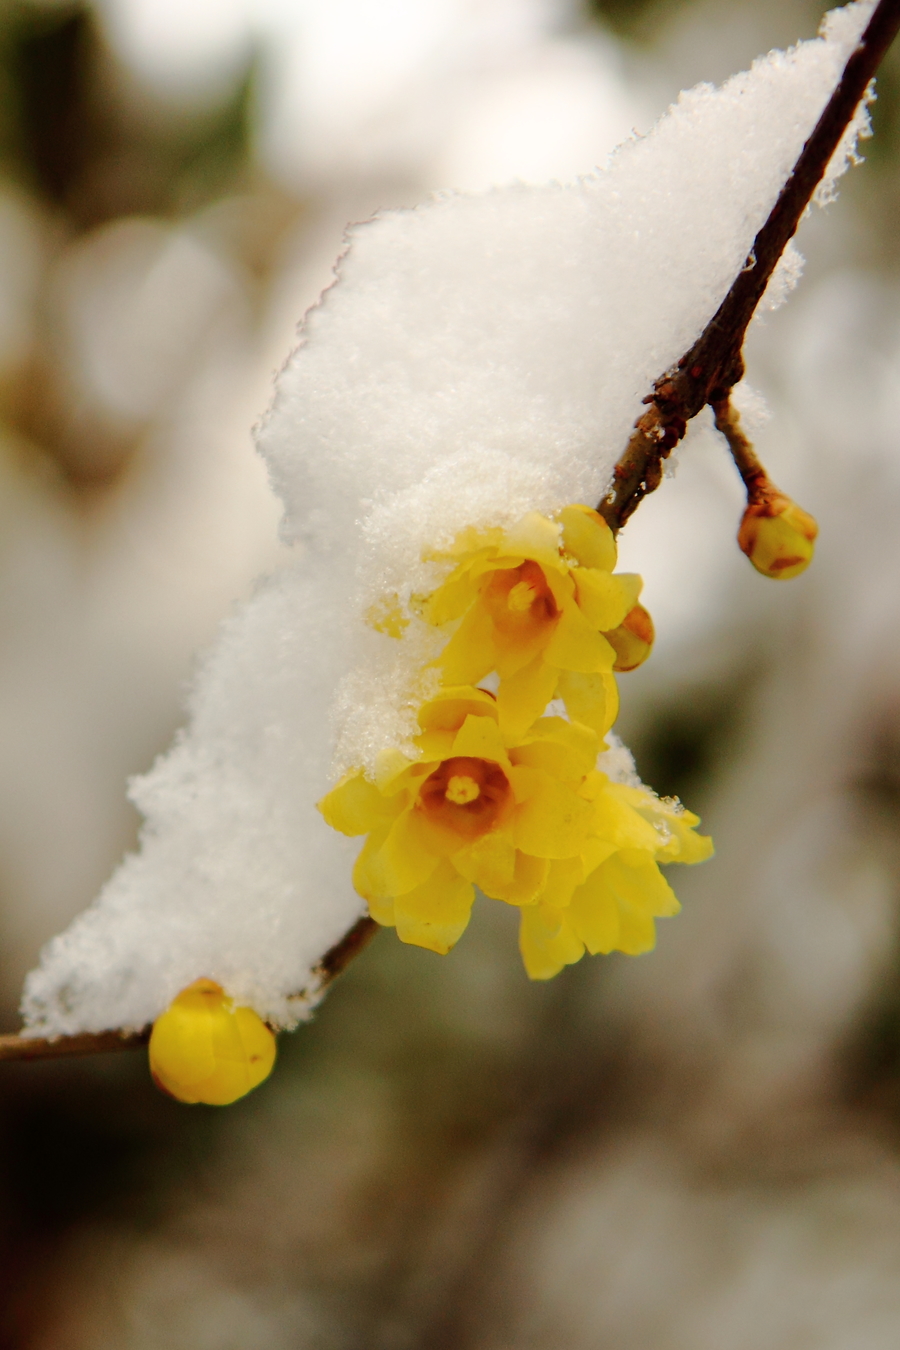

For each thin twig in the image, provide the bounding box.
[599,0,900,532]
[3,0,899,1066]
[0,916,380,1062]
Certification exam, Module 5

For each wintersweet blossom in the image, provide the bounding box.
[419,505,650,736]
[149,979,277,1105]
[318,686,711,977]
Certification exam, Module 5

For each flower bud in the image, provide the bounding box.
[603,603,654,672]
[738,492,817,580]
[149,978,276,1105]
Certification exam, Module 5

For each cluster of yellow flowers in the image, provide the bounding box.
[148,504,712,1105]
[319,505,712,979]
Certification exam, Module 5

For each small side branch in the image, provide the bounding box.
[600,0,900,532]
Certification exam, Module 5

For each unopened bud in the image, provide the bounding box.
[738,492,817,580]
[149,978,276,1105]
[603,603,654,672]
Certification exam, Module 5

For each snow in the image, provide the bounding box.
[21,1,875,1036]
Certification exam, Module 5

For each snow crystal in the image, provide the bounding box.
[22,2,876,1035]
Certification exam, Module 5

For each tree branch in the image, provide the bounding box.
[599,0,900,532]
[0,915,380,1062]
[3,0,899,1066]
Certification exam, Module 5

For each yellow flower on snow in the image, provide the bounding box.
[419,505,650,737]
[318,687,712,977]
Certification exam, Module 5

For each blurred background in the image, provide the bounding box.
[0,0,898,1345]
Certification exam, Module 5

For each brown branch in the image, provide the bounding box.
[4,0,899,1068]
[600,0,900,532]
[0,915,379,1062]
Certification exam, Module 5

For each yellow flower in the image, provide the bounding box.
[318,687,712,977]
[518,781,713,979]
[149,978,277,1105]
[419,505,648,736]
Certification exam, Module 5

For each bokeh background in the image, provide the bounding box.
[0,0,899,1345]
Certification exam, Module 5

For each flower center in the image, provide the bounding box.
[507,580,537,612]
[446,774,480,804]
[484,559,559,637]
[418,756,511,838]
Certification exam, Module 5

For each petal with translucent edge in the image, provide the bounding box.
[450,714,511,768]
[500,851,551,905]
[427,527,504,562]
[497,657,559,739]
[415,731,457,762]
[591,783,663,851]
[419,686,499,733]
[439,602,499,685]
[515,716,599,782]
[377,809,442,895]
[374,746,421,793]
[613,849,681,916]
[494,623,553,679]
[502,511,562,566]
[318,771,389,836]
[610,573,643,610]
[574,569,634,632]
[556,669,619,736]
[519,903,584,980]
[453,831,517,892]
[424,572,479,626]
[393,861,475,954]
[568,870,621,954]
[558,505,617,571]
[366,892,397,928]
[467,553,526,581]
[540,856,586,909]
[509,766,593,857]
[544,598,616,673]
[352,827,392,900]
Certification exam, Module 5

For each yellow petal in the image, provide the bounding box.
[418,686,500,733]
[539,856,586,909]
[509,765,594,857]
[556,668,619,737]
[513,716,599,783]
[423,572,479,626]
[591,782,663,851]
[377,808,443,894]
[502,511,562,565]
[500,851,551,905]
[317,771,388,836]
[393,860,475,954]
[496,657,558,738]
[352,826,393,900]
[518,903,584,980]
[366,891,397,928]
[149,979,277,1106]
[573,568,634,632]
[439,602,499,685]
[567,871,621,954]
[450,714,511,768]
[558,505,617,571]
[374,746,420,793]
[543,597,616,673]
[453,830,517,893]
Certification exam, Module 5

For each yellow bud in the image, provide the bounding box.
[738,492,817,580]
[149,979,276,1106]
[603,603,654,672]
